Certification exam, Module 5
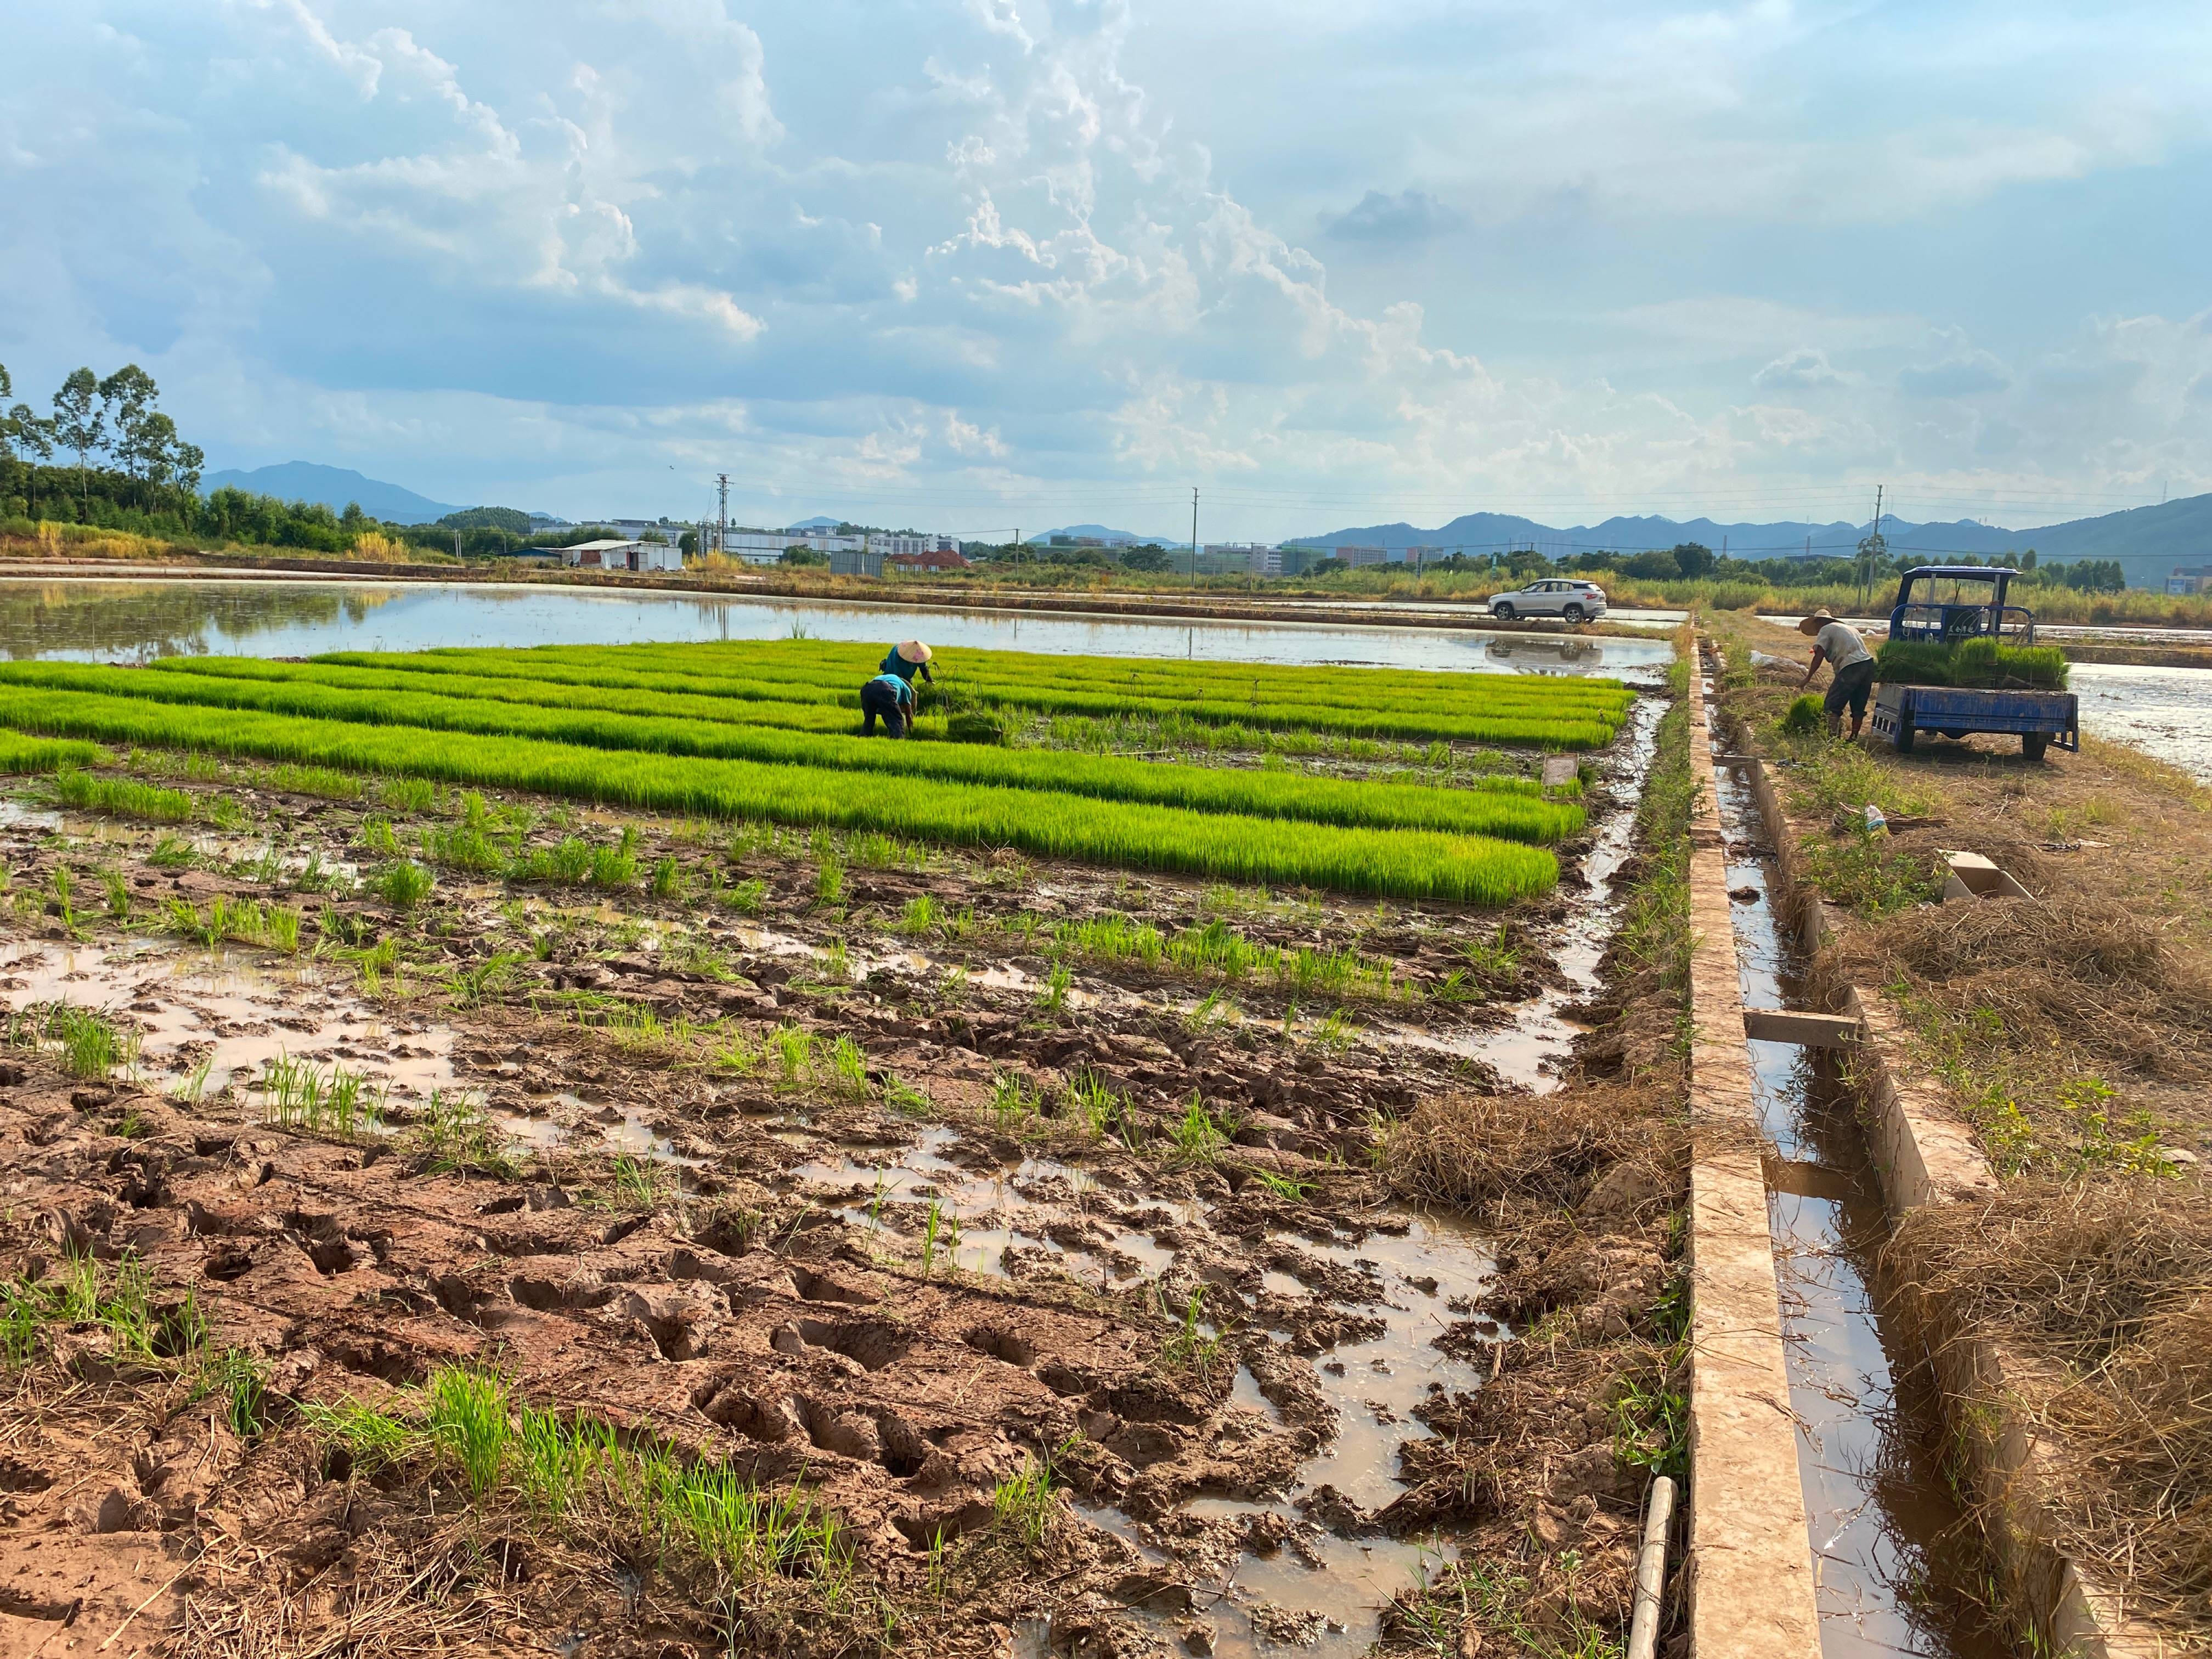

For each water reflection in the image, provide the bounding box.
[0,578,1677,679]
[0,580,405,662]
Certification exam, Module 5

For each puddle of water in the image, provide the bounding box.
[1286,1216,1498,1513]
[1710,758,2007,1659]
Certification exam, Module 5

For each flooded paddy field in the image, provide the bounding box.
[0,632,1692,1658]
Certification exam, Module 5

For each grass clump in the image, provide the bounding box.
[375,859,434,909]
[258,1054,387,1137]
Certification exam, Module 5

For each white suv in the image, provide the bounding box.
[1488,579,1607,623]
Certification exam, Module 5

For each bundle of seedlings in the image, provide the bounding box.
[1873,635,2070,691]
[1886,1178,2212,1631]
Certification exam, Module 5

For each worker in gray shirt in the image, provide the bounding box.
[1797,607,1876,739]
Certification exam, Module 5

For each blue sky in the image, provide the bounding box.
[5,0,2209,539]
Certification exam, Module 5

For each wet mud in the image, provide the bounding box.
[0,698,1677,1657]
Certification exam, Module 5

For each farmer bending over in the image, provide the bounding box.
[1798,606,1875,740]
[880,639,934,687]
[860,666,917,737]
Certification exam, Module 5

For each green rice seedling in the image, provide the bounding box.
[301,1397,420,1473]
[815,854,845,903]
[1311,1008,1357,1053]
[771,1024,816,1088]
[650,855,682,898]
[262,903,303,953]
[0,734,105,776]
[444,950,527,1009]
[199,1347,271,1437]
[205,794,247,831]
[720,875,766,915]
[419,821,504,873]
[377,775,435,812]
[1053,912,1165,967]
[49,865,79,933]
[710,1029,760,1074]
[938,964,969,1002]
[1875,635,2069,692]
[1037,961,1073,1014]
[259,1054,386,1137]
[611,1153,662,1209]
[826,1034,871,1098]
[115,1108,150,1139]
[819,937,851,983]
[40,1002,133,1079]
[896,895,937,935]
[170,1055,215,1108]
[375,859,433,909]
[414,1089,512,1174]
[163,895,221,948]
[358,816,402,857]
[1250,1170,1314,1201]
[262,762,364,800]
[425,1365,512,1496]
[991,1451,1059,1547]
[1181,988,1235,1034]
[921,1200,945,1275]
[512,836,594,884]
[884,1076,931,1119]
[943,904,978,941]
[1066,1066,1124,1141]
[1,1282,41,1367]
[1160,1288,1219,1375]
[590,836,636,888]
[148,832,196,868]
[1168,1093,1225,1165]
[53,767,193,823]
[1460,926,1525,989]
[990,1071,1037,1132]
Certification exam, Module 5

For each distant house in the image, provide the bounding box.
[1336,545,1390,567]
[2166,565,2210,596]
[562,538,684,574]
[887,549,972,574]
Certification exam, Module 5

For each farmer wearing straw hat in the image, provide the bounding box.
[1797,607,1876,739]
[860,640,933,738]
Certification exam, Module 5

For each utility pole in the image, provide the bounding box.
[1190,487,1199,590]
[715,473,730,561]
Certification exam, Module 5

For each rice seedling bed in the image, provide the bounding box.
[306,640,1633,747]
[0,684,1561,902]
[17,661,1582,843]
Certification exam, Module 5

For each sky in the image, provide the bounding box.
[5,0,2211,541]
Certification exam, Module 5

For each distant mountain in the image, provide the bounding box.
[787,515,843,531]
[1296,494,2212,590]
[201,462,462,525]
[1028,524,1172,546]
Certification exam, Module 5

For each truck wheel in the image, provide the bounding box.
[1562,603,1585,623]
[2023,733,2050,761]
[1492,602,1515,621]
[1894,721,1916,754]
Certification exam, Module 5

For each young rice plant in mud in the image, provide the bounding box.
[990,1071,1040,1132]
[1159,1287,1221,1376]
[827,1034,871,1099]
[991,1449,1063,1548]
[1168,1092,1228,1165]
[896,894,937,935]
[414,1090,514,1175]
[375,858,434,909]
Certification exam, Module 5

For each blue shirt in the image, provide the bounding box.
[868,672,915,707]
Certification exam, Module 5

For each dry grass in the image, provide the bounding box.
[1387,1079,1684,1229]
[1889,1179,2212,1629]
[1834,894,2212,1084]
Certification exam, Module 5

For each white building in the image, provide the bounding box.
[1205,543,1283,577]
[562,538,685,574]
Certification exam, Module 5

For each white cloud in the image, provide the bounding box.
[2,0,2207,536]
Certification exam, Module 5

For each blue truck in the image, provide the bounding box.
[1864,566,2080,760]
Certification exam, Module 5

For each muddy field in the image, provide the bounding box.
[0,693,1688,1659]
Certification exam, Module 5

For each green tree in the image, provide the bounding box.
[1119,545,1173,573]
[97,364,159,482]
[51,368,106,509]
[781,545,828,567]
[1672,541,1715,577]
